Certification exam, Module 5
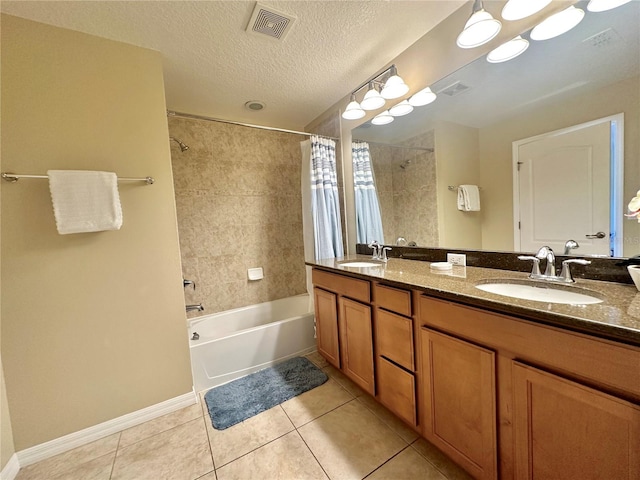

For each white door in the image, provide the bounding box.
[515,121,611,256]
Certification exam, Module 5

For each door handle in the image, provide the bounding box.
[585,232,606,239]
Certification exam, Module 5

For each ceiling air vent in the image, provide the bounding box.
[246,2,297,41]
[437,81,471,97]
[582,28,621,49]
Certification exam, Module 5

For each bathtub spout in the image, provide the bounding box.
[186,304,204,312]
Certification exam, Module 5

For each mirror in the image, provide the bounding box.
[351,1,639,257]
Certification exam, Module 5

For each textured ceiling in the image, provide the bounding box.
[1,1,466,130]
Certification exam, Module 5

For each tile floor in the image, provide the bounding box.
[15,352,472,480]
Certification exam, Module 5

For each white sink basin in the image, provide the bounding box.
[338,261,382,268]
[475,281,603,305]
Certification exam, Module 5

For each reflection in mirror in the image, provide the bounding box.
[352,1,639,258]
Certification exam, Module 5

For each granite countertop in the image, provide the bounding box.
[308,255,640,347]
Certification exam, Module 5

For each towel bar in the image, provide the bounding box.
[448,185,481,191]
[1,172,154,185]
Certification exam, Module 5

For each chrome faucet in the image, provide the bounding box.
[519,245,591,283]
[381,246,392,263]
[368,240,381,260]
[535,246,556,277]
[563,239,579,255]
[186,304,204,312]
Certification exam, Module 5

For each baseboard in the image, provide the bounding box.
[16,389,197,468]
[0,454,20,480]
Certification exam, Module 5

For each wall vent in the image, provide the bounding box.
[246,2,297,41]
[437,81,471,97]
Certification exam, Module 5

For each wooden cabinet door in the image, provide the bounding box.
[513,362,640,480]
[420,327,497,480]
[339,297,375,395]
[313,287,340,368]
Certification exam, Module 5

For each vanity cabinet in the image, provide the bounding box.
[311,266,640,480]
[313,287,340,368]
[312,268,375,394]
[512,362,640,479]
[419,295,640,480]
[373,284,418,427]
[420,327,497,480]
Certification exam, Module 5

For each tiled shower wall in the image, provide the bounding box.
[370,130,438,247]
[168,116,307,316]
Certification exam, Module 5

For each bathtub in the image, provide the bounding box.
[188,294,317,393]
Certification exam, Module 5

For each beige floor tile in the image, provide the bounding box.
[412,438,474,480]
[111,418,213,480]
[196,471,217,480]
[205,405,294,468]
[322,365,366,397]
[298,400,406,480]
[119,402,203,447]
[49,452,116,480]
[304,351,330,369]
[216,431,328,480]
[281,379,353,427]
[356,395,419,444]
[366,447,447,480]
[16,433,120,480]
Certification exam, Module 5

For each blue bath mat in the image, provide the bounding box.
[204,356,328,430]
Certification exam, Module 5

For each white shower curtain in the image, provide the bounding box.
[352,141,384,245]
[309,135,344,260]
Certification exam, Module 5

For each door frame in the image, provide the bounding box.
[512,113,624,256]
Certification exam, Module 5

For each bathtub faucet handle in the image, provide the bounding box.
[183,279,196,290]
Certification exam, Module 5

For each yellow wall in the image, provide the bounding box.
[1,363,15,470]
[1,15,192,450]
[435,122,482,250]
[479,75,640,254]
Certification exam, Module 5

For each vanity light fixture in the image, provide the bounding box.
[408,87,437,107]
[486,35,529,63]
[371,110,394,125]
[530,5,585,41]
[587,0,632,12]
[360,82,386,110]
[389,100,414,117]
[341,64,409,120]
[342,93,365,120]
[501,0,551,21]
[456,0,502,49]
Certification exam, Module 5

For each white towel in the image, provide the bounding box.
[457,185,481,212]
[48,170,123,234]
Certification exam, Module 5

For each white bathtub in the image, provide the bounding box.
[188,294,317,393]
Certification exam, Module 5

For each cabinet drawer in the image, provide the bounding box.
[312,268,370,303]
[375,283,412,316]
[377,356,417,426]
[376,309,414,371]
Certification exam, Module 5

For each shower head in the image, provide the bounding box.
[169,137,189,152]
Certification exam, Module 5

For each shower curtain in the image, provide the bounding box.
[309,135,344,260]
[352,141,384,244]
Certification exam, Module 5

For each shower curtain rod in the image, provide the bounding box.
[353,139,434,153]
[167,110,340,142]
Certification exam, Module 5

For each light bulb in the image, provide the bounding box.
[389,100,414,117]
[381,67,409,99]
[457,6,502,49]
[409,87,437,107]
[342,94,365,120]
[487,35,529,63]
[587,0,632,12]
[371,111,394,125]
[501,0,551,21]
[360,83,386,110]
[530,6,585,41]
